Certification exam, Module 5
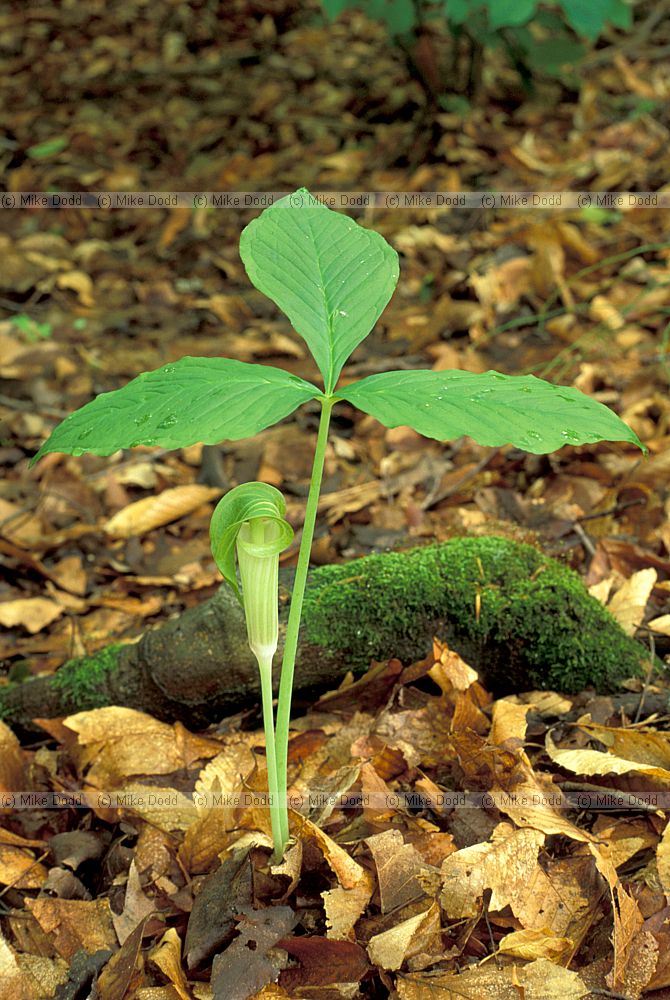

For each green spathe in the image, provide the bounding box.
[210,481,293,604]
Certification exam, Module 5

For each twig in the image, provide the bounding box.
[634,632,656,724]
[421,447,502,510]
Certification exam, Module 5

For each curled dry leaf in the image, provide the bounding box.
[150,928,192,1000]
[55,269,95,306]
[588,843,648,991]
[497,928,573,963]
[546,728,670,783]
[367,902,441,971]
[104,484,222,538]
[291,814,368,890]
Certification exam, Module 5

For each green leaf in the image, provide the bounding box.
[209,482,293,602]
[335,369,645,454]
[26,137,69,159]
[365,0,416,34]
[558,0,631,40]
[525,37,586,73]
[487,0,536,29]
[239,188,399,395]
[321,0,351,17]
[32,357,321,463]
[445,0,483,26]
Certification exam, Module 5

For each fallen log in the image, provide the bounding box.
[0,536,648,729]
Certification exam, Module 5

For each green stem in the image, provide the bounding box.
[275,396,335,851]
[257,653,283,861]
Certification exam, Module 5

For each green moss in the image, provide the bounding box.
[50,643,124,707]
[302,536,645,694]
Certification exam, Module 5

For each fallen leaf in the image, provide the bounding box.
[545,729,670,784]
[398,958,589,999]
[97,915,149,1000]
[365,829,431,913]
[606,568,657,635]
[63,707,218,786]
[0,928,68,1000]
[104,485,222,538]
[497,928,573,963]
[55,270,95,306]
[150,928,193,1000]
[0,720,27,794]
[322,872,375,941]
[292,814,369,890]
[278,936,370,990]
[26,897,117,962]
[648,613,670,636]
[367,902,441,971]
[211,906,297,1000]
[0,597,63,633]
[440,823,545,920]
[589,844,646,990]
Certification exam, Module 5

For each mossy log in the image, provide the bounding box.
[0,537,647,729]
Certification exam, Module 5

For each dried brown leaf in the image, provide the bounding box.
[104,485,221,538]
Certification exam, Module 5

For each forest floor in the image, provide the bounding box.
[1,2,670,998]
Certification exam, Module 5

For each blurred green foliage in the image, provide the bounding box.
[322,0,632,92]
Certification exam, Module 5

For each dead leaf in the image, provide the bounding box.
[497,928,573,963]
[278,936,370,990]
[104,485,222,538]
[367,903,441,971]
[111,860,155,945]
[0,928,68,1000]
[398,958,589,999]
[211,906,297,1000]
[657,819,670,902]
[0,720,27,794]
[366,829,431,913]
[0,597,63,633]
[63,707,219,786]
[50,554,87,596]
[606,568,657,635]
[322,873,375,941]
[589,843,646,990]
[26,897,117,962]
[292,814,369,890]
[648,613,670,636]
[150,928,193,1000]
[440,823,545,919]
[545,729,670,785]
[55,269,95,306]
[97,915,149,1000]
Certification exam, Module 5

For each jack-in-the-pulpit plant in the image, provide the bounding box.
[208,481,293,851]
[33,188,645,860]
